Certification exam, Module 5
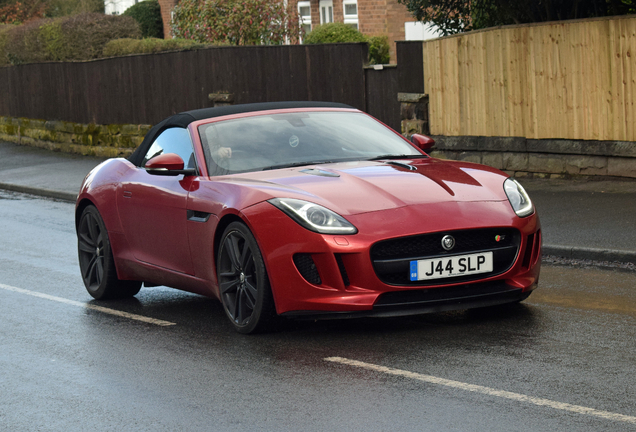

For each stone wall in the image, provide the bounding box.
[429,136,636,179]
[0,117,150,158]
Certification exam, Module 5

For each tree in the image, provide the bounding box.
[0,0,45,24]
[398,0,636,36]
[0,0,104,24]
[397,0,471,35]
[123,0,162,38]
[171,0,302,45]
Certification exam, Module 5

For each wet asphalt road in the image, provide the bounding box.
[0,190,634,431]
[522,178,636,252]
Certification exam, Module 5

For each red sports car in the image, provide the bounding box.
[76,102,541,333]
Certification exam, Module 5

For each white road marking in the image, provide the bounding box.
[325,356,636,425]
[0,283,176,326]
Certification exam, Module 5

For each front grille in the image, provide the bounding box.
[371,228,521,286]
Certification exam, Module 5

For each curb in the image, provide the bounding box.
[0,183,76,203]
[543,244,636,264]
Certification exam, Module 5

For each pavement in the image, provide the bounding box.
[1,140,635,265]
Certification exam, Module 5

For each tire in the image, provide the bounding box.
[217,222,277,334]
[77,205,141,299]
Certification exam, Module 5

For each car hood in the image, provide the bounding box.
[216,159,510,216]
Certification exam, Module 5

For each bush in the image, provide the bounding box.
[123,0,163,39]
[367,35,390,65]
[302,22,366,44]
[0,12,140,65]
[303,23,391,65]
[103,37,206,57]
[171,0,302,45]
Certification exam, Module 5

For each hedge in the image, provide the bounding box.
[303,23,391,64]
[303,22,366,44]
[0,13,141,66]
[103,37,208,57]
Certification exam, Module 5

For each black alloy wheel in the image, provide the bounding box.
[217,222,276,334]
[77,205,141,299]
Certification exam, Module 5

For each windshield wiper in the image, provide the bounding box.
[367,154,428,161]
[262,160,335,171]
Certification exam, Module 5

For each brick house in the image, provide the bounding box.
[158,0,429,62]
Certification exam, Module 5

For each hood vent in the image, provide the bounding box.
[385,161,416,171]
[300,168,340,177]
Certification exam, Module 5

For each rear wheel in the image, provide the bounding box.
[217,222,276,334]
[77,205,141,299]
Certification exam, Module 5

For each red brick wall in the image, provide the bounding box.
[310,0,320,28]
[158,0,178,38]
[358,0,415,62]
[333,0,344,23]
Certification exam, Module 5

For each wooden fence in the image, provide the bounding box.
[0,43,378,126]
[423,15,636,141]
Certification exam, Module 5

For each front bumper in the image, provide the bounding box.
[242,200,541,316]
[282,281,534,320]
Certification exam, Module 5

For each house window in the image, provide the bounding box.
[319,0,333,24]
[298,1,312,35]
[343,0,358,30]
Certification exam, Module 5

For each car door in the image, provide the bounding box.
[117,127,197,275]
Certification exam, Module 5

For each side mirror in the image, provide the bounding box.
[145,153,196,176]
[411,134,435,152]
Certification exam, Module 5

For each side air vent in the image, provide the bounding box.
[335,254,350,287]
[522,233,535,269]
[293,254,322,285]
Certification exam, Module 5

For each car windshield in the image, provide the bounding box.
[198,111,424,176]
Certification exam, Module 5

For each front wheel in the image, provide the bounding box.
[217,222,277,334]
[77,205,141,299]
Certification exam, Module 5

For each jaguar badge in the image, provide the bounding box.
[441,235,455,251]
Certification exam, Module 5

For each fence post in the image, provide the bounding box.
[399,93,429,136]
[396,41,428,136]
[208,92,234,107]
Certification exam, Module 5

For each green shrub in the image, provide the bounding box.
[171,0,302,45]
[0,19,50,65]
[123,0,163,39]
[367,35,390,65]
[59,13,141,59]
[0,13,141,65]
[303,22,366,44]
[303,23,391,64]
[103,37,206,57]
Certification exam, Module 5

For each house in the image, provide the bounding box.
[156,0,436,62]
[105,0,138,15]
[294,0,441,61]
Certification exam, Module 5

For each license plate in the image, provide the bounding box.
[409,252,493,281]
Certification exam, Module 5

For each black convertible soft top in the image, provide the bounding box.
[128,101,354,167]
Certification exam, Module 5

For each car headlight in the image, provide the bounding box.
[268,198,358,234]
[504,178,534,217]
